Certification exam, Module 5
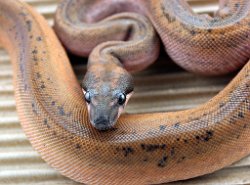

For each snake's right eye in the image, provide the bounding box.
[84,91,91,103]
[118,93,126,105]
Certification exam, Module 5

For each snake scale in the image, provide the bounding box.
[1,0,250,184]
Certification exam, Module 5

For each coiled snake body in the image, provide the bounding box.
[1,0,250,184]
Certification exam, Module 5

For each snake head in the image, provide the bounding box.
[82,69,134,131]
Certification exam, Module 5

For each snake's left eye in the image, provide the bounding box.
[118,93,126,105]
[84,91,91,103]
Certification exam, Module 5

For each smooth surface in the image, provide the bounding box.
[0,0,250,184]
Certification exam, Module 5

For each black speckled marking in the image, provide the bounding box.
[32,55,38,62]
[43,118,50,129]
[219,102,225,108]
[58,106,65,116]
[147,131,154,135]
[238,111,244,118]
[31,102,38,114]
[76,144,81,149]
[177,156,186,163]
[170,147,175,156]
[174,122,180,128]
[141,144,167,152]
[234,3,240,8]
[32,49,38,54]
[115,146,134,157]
[207,29,212,33]
[36,36,42,41]
[36,72,41,79]
[230,117,236,124]
[161,4,176,23]
[158,154,168,167]
[203,130,213,142]
[41,84,45,89]
[161,144,167,150]
[196,130,214,142]
[122,147,134,157]
[190,30,196,35]
[159,125,166,131]
[26,20,32,31]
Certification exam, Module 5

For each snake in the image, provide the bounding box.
[0,0,250,184]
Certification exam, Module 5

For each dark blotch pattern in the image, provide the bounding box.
[36,72,41,79]
[122,147,134,157]
[26,20,32,31]
[195,130,214,142]
[36,36,42,41]
[32,49,38,54]
[238,112,244,118]
[76,144,81,149]
[177,156,186,163]
[158,154,168,167]
[159,125,166,131]
[141,143,167,152]
[170,147,175,156]
[32,55,38,62]
[58,106,65,116]
[219,102,225,108]
[190,30,196,35]
[43,118,50,129]
[161,4,176,23]
[115,146,134,157]
[31,102,38,114]
[174,122,180,128]
[41,84,45,89]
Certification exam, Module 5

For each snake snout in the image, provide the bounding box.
[89,106,118,131]
[93,116,111,130]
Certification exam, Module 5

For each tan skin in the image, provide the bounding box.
[0,0,250,184]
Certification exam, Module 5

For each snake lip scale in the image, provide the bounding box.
[0,0,250,184]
